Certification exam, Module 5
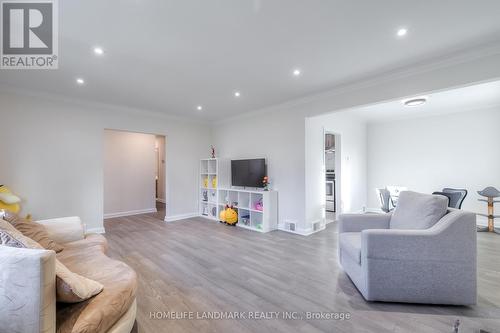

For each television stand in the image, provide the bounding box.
[198,158,278,233]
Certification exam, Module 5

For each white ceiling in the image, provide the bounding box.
[350,79,500,123]
[2,1,500,120]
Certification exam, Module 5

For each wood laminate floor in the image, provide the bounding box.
[104,213,500,333]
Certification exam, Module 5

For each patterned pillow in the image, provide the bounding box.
[0,230,27,248]
[3,212,64,253]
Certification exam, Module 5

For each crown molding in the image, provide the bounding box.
[0,84,209,125]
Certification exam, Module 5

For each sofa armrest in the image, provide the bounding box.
[363,210,476,262]
[338,213,391,233]
[0,246,56,333]
[37,216,85,244]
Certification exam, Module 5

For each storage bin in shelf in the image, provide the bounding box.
[208,189,217,203]
[208,204,217,219]
[200,201,209,216]
[200,188,209,202]
[251,211,263,231]
[208,160,217,174]
[209,174,218,189]
[238,192,250,209]
[250,193,264,211]
[200,174,210,189]
[238,209,251,227]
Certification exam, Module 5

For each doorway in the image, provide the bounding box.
[324,131,340,223]
[103,129,167,221]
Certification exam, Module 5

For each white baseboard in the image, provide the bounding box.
[164,212,198,222]
[86,227,105,234]
[104,208,157,219]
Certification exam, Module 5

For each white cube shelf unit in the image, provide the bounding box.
[199,159,230,220]
[199,158,278,233]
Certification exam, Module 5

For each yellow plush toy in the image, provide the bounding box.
[219,208,226,223]
[0,185,21,214]
[224,206,238,225]
[219,205,238,225]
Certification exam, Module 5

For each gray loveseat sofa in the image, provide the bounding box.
[338,191,477,305]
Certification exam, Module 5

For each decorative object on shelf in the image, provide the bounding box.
[211,145,216,159]
[202,205,208,216]
[202,190,208,202]
[211,206,217,217]
[210,191,216,201]
[477,186,500,234]
[203,177,209,188]
[262,176,269,191]
[241,214,250,226]
[232,201,238,207]
[254,197,264,211]
[212,176,217,188]
[255,224,262,230]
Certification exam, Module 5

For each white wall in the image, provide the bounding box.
[367,107,500,217]
[213,107,306,230]
[0,91,211,232]
[305,111,367,229]
[104,130,156,217]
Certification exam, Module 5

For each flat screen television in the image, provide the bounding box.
[231,158,266,188]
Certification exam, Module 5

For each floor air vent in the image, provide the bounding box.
[286,222,296,232]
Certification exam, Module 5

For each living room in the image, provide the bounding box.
[1,2,500,333]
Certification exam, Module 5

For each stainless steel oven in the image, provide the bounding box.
[326,180,334,201]
[325,175,336,212]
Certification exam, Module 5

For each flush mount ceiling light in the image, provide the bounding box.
[93,47,104,55]
[196,105,203,111]
[76,78,85,85]
[403,96,427,107]
[234,91,241,97]
[292,68,301,76]
[397,28,408,37]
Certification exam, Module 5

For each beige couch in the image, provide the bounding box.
[0,216,137,333]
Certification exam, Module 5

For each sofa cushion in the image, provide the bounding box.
[390,191,448,230]
[339,232,362,264]
[7,214,64,253]
[56,260,104,303]
[56,234,137,333]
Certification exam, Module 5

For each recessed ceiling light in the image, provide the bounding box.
[93,47,104,55]
[76,78,85,85]
[234,91,241,97]
[293,68,301,76]
[397,28,408,37]
[403,96,427,107]
[197,105,203,111]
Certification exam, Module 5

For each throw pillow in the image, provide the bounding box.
[0,230,27,248]
[390,191,448,230]
[7,214,64,253]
